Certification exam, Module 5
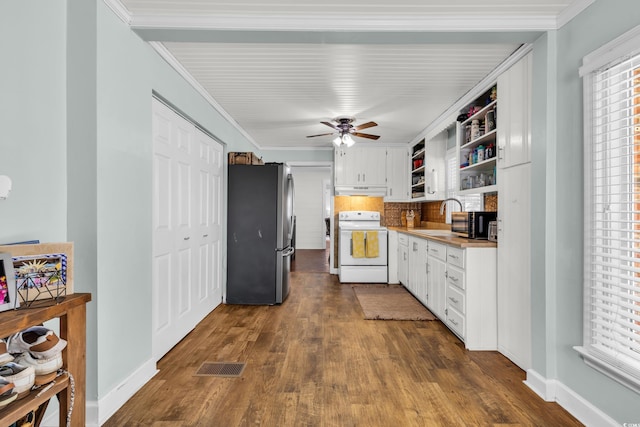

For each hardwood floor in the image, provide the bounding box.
[104,248,581,427]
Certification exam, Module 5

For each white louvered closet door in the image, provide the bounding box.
[151,98,223,362]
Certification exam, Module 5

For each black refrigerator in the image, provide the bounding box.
[227,163,295,304]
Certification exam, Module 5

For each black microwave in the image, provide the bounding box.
[451,211,497,239]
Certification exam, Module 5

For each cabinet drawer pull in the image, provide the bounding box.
[449,276,459,282]
[449,297,459,304]
[448,254,459,260]
[450,318,459,326]
[184,237,190,241]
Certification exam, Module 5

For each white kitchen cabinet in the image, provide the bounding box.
[494,51,533,370]
[385,146,409,201]
[444,245,497,350]
[398,232,497,350]
[408,236,427,302]
[426,240,447,318]
[397,233,409,287]
[497,52,532,169]
[387,230,399,284]
[497,163,531,370]
[334,146,386,187]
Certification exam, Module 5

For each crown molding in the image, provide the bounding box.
[557,0,595,29]
[102,0,132,25]
[262,146,334,151]
[130,14,559,32]
[148,42,261,151]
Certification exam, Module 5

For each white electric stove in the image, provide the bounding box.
[338,211,388,283]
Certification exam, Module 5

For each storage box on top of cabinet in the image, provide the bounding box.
[228,152,264,165]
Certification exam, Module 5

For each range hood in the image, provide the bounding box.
[334,185,387,197]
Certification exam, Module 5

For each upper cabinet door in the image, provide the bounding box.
[497,52,532,169]
[385,147,409,201]
[334,146,386,186]
[358,146,387,186]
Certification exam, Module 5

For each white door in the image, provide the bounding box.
[358,146,387,186]
[151,98,223,361]
[427,252,446,318]
[385,147,409,201]
[497,163,531,370]
[497,52,532,169]
[408,237,427,298]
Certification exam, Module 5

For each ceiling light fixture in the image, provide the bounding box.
[333,132,355,148]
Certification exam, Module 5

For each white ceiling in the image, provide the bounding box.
[110,0,588,150]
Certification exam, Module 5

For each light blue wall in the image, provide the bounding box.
[531,0,640,423]
[0,2,67,243]
[93,0,264,400]
[93,0,329,400]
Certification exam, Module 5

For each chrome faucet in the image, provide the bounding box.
[439,198,463,215]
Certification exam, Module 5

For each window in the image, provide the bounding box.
[576,25,640,394]
[444,147,482,224]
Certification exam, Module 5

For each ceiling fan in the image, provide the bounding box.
[307,116,380,147]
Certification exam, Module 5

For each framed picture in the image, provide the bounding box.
[12,253,67,306]
[0,242,74,307]
[0,252,18,312]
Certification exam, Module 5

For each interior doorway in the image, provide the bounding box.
[288,163,333,272]
[288,165,332,250]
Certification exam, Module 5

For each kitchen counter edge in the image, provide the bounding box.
[388,227,497,248]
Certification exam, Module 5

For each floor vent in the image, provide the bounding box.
[194,362,246,378]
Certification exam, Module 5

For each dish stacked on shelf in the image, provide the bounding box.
[0,326,67,408]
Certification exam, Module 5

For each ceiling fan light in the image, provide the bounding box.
[343,134,355,147]
[333,136,342,146]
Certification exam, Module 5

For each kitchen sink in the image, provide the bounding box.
[410,229,455,236]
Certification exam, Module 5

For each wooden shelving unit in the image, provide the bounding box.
[0,293,91,427]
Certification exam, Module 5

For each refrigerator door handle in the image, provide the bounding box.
[281,246,295,257]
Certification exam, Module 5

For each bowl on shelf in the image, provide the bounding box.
[413,159,423,169]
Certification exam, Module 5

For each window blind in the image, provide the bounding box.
[578,41,640,393]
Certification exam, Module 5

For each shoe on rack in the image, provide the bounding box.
[0,378,14,397]
[7,326,67,359]
[0,390,17,408]
[0,339,14,365]
[14,352,62,379]
[0,362,35,400]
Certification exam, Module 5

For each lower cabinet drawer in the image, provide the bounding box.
[446,266,465,291]
[446,307,465,339]
[427,241,447,261]
[447,246,465,268]
[447,285,465,315]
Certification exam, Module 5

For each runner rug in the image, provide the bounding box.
[352,284,437,321]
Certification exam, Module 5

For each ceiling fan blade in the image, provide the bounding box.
[354,121,377,131]
[306,132,336,138]
[321,121,340,130]
[353,132,380,140]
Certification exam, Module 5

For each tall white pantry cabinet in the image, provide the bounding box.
[496,52,532,370]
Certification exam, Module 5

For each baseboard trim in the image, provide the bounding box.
[97,358,158,425]
[525,369,619,427]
